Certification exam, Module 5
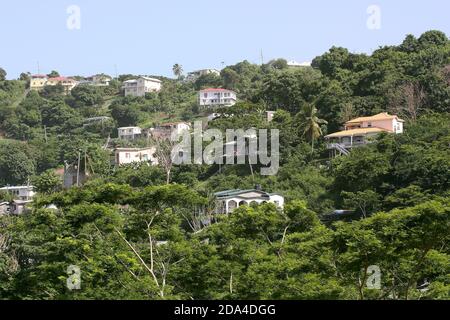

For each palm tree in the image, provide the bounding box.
[298,103,328,154]
[172,64,183,79]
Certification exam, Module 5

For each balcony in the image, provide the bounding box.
[326,141,368,149]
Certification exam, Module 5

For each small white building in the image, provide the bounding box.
[215,187,284,214]
[10,200,33,215]
[150,122,191,140]
[114,147,158,166]
[266,111,276,122]
[0,186,35,201]
[85,74,112,86]
[123,76,162,97]
[287,60,311,68]
[199,88,237,107]
[186,69,220,82]
[118,127,143,140]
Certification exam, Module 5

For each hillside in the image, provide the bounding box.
[0,30,449,300]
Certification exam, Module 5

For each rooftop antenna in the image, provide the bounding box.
[114,64,118,79]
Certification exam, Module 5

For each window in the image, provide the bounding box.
[204,93,208,98]
[368,122,372,127]
[125,153,131,159]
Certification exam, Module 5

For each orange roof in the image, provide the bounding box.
[346,113,404,124]
[326,127,390,138]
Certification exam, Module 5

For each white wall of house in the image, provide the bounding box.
[267,111,276,122]
[123,77,162,97]
[118,127,142,140]
[186,69,220,81]
[269,194,285,208]
[115,148,158,165]
[199,89,237,107]
[0,186,35,201]
[216,191,285,214]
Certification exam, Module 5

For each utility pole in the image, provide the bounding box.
[37,61,41,75]
[260,49,264,65]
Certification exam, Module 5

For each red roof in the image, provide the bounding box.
[48,76,75,82]
[32,74,47,78]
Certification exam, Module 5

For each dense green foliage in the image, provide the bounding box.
[0,31,448,300]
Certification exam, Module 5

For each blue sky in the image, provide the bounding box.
[0,0,449,79]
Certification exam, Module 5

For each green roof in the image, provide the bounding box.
[215,189,272,198]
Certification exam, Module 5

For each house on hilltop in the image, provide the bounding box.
[30,74,48,91]
[186,69,220,82]
[85,74,112,86]
[30,75,78,93]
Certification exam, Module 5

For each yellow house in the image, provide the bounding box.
[30,75,78,94]
[30,75,48,91]
[46,77,78,94]
[326,112,405,156]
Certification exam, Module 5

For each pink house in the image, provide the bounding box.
[326,113,405,155]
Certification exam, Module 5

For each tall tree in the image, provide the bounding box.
[47,70,60,78]
[172,64,183,79]
[297,103,328,153]
[0,68,7,81]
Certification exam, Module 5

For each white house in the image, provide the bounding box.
[114,147,158,166]
[287,60,311,68]
[214,187,284,214]
[0,186,35,201]
[150,122,191,140]
[123,76,162,97]
[118,127,143,140]
[186,69,220,82]
[85,74,112,86]
[199,88,237,107]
